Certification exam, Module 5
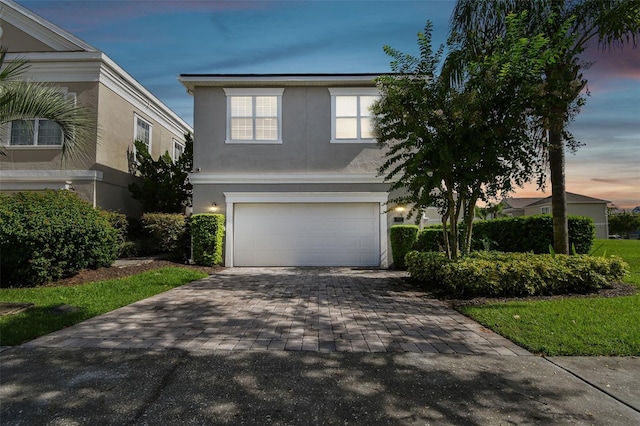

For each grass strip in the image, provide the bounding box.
[0,267,207,346]
[459,239,640,356]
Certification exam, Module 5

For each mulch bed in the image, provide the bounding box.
[42,259,223,288]
[441,281,639,308]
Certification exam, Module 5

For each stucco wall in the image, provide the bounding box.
[192,86,385,174]
[523,203,608,239]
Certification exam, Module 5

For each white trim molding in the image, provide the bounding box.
[0,169,103,191]
[189,172,385,185]
[222,191,389,268]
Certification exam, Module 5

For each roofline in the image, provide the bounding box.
[6,52,191,134]
[1,0,96,51]
[178,73,383,94]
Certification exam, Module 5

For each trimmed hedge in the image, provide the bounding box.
[0,190,119,287]
[471,215,595,254]
[191,214,225,266]
[390,225,419,269]
[414,227,444,252]
[141,213,187,255]
[405,250,628,298]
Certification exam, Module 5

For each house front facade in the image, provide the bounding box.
[179,74,399,268]
[0,0,191,216]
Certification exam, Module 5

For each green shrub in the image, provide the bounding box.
[191,214,225,266]
[471,215,595,254]
[390,225,419,269]
[141,213,187,256]
[406,251,628,298]
[102,211,129,257]
[405,250,450,284]
[413,227,444,252]
[0,190,119,287]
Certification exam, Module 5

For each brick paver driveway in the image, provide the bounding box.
[25,268,529,355]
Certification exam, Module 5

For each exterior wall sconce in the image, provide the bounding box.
[394,205,406,213]
[209,202,219,212]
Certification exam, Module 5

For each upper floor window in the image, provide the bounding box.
[173,138,185,161]
[224,88,283,144]
[134,114,152,151]
[9,119,63,146]
[329,88,379,143]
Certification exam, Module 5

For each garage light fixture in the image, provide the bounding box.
[394,205,406,212]
[209,202,219,212]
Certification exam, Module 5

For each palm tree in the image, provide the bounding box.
[0,47,95,164]
[450,0,640,254]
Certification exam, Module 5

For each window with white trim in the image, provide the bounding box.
[224,88,283,144]
[541,206,550,214]
[8,119,63,146]
[4,92,76,147]
[173,138,185,160]
[329,88,379,143]
[134,114,152,151]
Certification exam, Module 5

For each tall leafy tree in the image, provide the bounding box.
[0,47,94,163]
[372,18,564,258]
[128,132,193,213]
[450,0,640,254]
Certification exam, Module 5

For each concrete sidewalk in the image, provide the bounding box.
[1,348,638,425]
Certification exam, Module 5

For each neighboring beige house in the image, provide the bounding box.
[0,0,191,216]
[499,192,609,239]
[179,73,401,267]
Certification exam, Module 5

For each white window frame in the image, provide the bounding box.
[329,87,379,144]
[3,92,76,148]
[223,88,283,144]
[133,114,152,152]
[541,206,551,214]
[173,138,185,161]
[7,118,64,147]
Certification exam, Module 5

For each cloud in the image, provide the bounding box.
[581,44,640,81]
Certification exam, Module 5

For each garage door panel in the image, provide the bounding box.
[234,203,380,267]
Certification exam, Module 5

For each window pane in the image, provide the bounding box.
[360,117,374,139]
[360,96,378,117]
[231,96,253,117]
[256,118,278,140]
[136,118,150,147]
[37,120,63,145]
[335,96,358,117]
[231,118,253,140]
[10,120,34,145]
[255,96,277,117]
[173,142,184,160]
[336,118,357,139]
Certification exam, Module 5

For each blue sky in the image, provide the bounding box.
[17,0,640,208]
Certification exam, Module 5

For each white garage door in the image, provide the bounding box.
[234,203,380,267]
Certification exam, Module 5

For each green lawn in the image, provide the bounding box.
[459,239,640,356]
[0,267,208,346]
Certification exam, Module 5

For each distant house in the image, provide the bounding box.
[632,206,640,214]
[499,192,609,239]
[0,0,192,216]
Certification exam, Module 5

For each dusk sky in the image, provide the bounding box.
[16,0,640,209]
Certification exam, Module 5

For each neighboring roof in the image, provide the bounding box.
[502,197,543,209]
[527,192,610,207]
[179,73,382,93]
[502,192,609,209]
[1,0,95,52]
[1,0,192,135]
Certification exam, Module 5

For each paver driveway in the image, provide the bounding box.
[25,268,529,355]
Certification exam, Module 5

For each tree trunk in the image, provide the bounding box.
[548,126,569,254]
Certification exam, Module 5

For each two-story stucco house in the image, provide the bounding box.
[179,74,401,268]
[0,0,191,216]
